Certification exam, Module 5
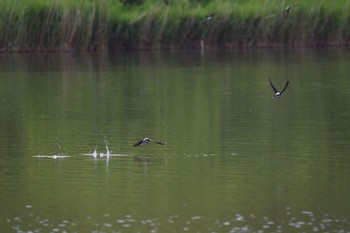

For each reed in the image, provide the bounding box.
[1,0,350,52]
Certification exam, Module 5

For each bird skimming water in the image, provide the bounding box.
[269,78,289,99]
[133,138,166,147]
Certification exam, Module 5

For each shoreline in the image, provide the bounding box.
[1,1,350,53]
[1,43,349,54]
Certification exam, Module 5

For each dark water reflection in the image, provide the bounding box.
[1,49,350,232]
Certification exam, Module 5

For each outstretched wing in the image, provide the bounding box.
[152,141,166,146]
[269,78,278,94]
[133,140,144,147]
[280,80,289,95]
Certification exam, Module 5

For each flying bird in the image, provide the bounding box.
[133,138,166,147]
[283,5,292,19]
[283,4,299,20]
[203,13,215,23]
[269,78,289,99]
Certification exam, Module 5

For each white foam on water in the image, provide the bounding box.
[33,155,70,159]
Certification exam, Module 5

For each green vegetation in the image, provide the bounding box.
[1,0,350,51]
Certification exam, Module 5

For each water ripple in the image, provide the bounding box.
[3,208,350,233]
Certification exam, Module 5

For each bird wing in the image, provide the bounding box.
[269,78,278,93]
[153,141,166,145]
[280,80,289,94]
[133,140,144,147]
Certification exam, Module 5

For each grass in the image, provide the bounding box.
[1,0,350,51]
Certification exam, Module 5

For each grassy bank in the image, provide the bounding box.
[1,0,350,52]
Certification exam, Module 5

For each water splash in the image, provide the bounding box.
[33,155,70,159]
[100,144,110,158]
[106,144,110,156]
[82,144,128,159]
[33,142,69,159]
[55,138,67,156]
[92,148,98,159]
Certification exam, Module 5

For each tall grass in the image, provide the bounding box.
[1,0,350,51]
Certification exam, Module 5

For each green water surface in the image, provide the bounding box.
[0,49,350,233]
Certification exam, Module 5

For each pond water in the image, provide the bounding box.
[0,49,350,233]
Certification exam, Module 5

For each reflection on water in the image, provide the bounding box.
[1,49,350,232]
